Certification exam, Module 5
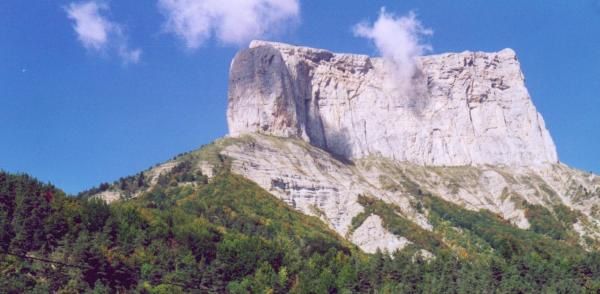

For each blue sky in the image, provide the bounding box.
[1,0,599,194]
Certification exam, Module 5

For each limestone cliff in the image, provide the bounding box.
[227,41,558,166]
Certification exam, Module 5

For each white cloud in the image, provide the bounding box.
[158,0,300,49]
[65,2,110,50]
[117,46,142,64]
[354,8,432,95]
[66,1,142,64]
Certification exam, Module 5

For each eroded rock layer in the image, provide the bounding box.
[220,135,599,252]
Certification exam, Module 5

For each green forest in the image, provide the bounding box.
[1,165,599,293]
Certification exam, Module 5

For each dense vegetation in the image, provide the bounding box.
[1,167,600,293]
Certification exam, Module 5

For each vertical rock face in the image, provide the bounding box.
[228,45,303,138]
[227,40,558,166]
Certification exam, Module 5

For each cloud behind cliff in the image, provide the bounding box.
[65,1,141,64]
[158,0,300,49]
[354,9,432,96]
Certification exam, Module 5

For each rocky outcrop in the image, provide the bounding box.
[221,134,600,252]
[350,214,411,254]
[219,134,598,252]
[228,41,558,167]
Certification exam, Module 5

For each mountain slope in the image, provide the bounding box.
[90,134,600,254]
[224,134,600,251]
[1,169,356,292]
[3,148,600,292]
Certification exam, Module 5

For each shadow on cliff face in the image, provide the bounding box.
[406,68,431,117]
[291,60,331,150]
[322,127,355,165]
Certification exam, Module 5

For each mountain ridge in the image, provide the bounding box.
[85,41,600,254]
